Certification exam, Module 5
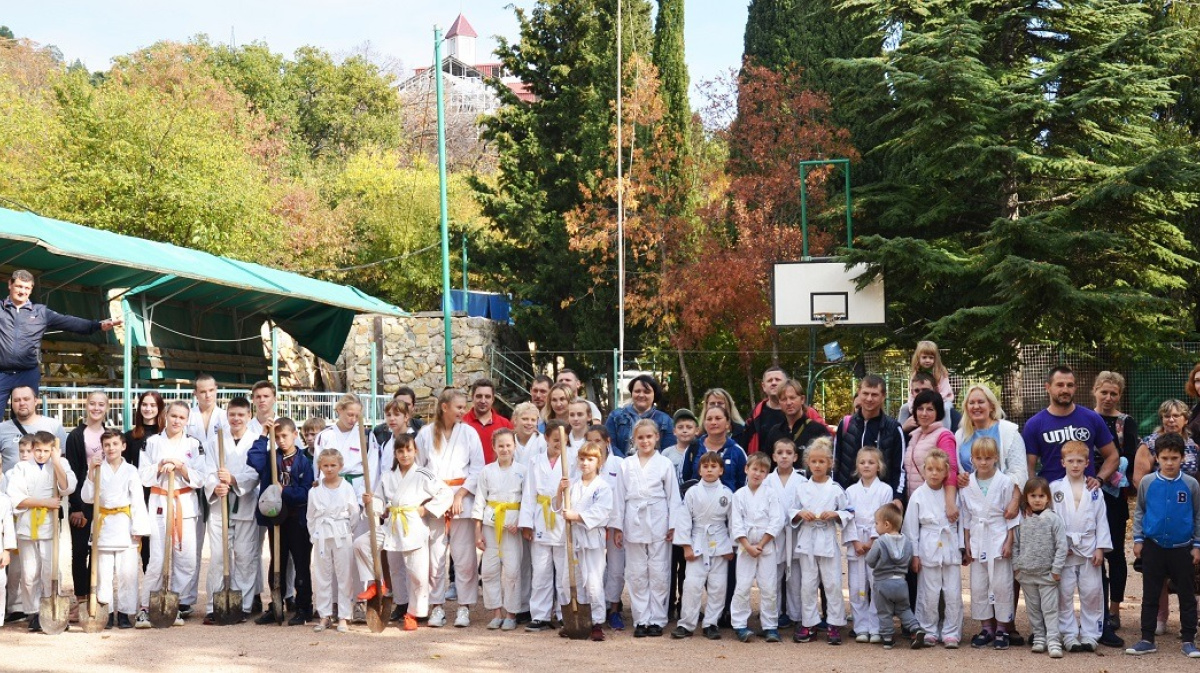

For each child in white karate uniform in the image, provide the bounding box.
[586,425,626,630]
[559,442,613,641]
[1051,440,1111,652]
[359,434,451,631]
[511,402,545,619]
[6,430,75,632]
[765,438,806,629]
[0,451,21,624]
[81,430,150,628]
[845,446,894,643]
[519,419,571,631]
[731,452,784,642]
[960,436,1020,649]
[416,388,485,628]
[203,397,261,620]
[310,448,360,633]
[473,429,526,631]
[367,399,416,617]
[2,435,32,619]
[672,451,734,640]
[138,401,203,627]
[617,418,681,637]
[792,437,851,644]
[904,449,964,647]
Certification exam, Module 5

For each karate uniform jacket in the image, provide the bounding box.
[674,479,734,558]
[81,460,151,550]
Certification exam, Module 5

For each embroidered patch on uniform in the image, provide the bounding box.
[1180,492,1189,504]
[1054,491,1064,502]
[1091,490,1099,501]
[719,496,729,507]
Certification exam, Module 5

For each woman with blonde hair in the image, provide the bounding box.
[954,384,1026,510]
[701,388,746,436]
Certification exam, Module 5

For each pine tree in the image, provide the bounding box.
[473,0,653,359]
[652,0,690,157]
[840,0,1200,375]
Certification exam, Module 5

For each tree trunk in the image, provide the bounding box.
[676,346,694,409]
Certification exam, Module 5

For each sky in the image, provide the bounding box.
[3,0,747,104]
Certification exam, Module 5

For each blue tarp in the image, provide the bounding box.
[449,290,511,323]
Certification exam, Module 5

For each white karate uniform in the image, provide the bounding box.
[793,478,851,628]
[0,472,18,615]
[0,493,18,620]
[81,460,150,614]
[617,452,681,628]
[355,465,452,619]
[844,478,893,635]
[765,469,806,622]
[417,423,485,606]
[366,431,407,605]
[472,461,527,614]
[514,432,547,466]
[674,479,733,632]
[139,433,203,611]
[203,431,261,612]
[186,407,223,607]
[960,471,1019,623]
[562,476,612,624]
[314,424,374,499]
[7,457,76,612]
[1050,477,1111,646]
[515,431,549,613]
[309,480,359,621]
[731,483,784,630]
[519,452,568,621]
[599,454,625,605]
[903,483,963,643]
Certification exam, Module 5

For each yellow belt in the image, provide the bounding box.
[536,494,556,531]
[487,501,521,554]
[96,505,131,544]
[29,507,49,541]
[389,505,420,537]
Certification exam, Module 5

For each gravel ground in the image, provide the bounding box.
[0,533,1189,672]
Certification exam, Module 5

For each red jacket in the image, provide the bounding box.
[463,408,513,463]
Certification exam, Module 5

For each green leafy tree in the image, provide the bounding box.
[839,0,1200,375]
[472,0,653,361]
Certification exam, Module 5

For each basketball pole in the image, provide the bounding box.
[798,159,853,398]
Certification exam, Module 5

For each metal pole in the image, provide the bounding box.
[435,26,454,387]
[270,324,279,391]
[616,0,625,390]
[612,348,620,413]
[843,160,853,248]
[369,340,378,426]
[121,299,133,431]
[462,232,468,295]
[799,164,809,259]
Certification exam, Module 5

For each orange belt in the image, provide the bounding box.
[442,478,466,532]
[151,486,194,550]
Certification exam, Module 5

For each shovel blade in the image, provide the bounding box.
[38,594,72,635]
[79,602,110,634]
[148,589,180,629]
[560,597,592,640]
[272,586,285,624]
[365,595,392,634]
[213,589,244,626]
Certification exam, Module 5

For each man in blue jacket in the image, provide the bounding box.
[0,270,121,412]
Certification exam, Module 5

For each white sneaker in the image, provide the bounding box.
[1049,644,1064,659]
[487,617,504,630]
[428,605,446,628]
[870,634,882,644]
[1031,641,1046,654]
[134,609,152,629]
[454,606,470,628]
[501,618,517,631]
[173,614,184,627]
[856,633,870,643]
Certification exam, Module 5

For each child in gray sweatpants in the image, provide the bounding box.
[1012,477,1068,658]
[865,504,926,649]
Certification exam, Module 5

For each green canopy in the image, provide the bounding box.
[0,207,406,362]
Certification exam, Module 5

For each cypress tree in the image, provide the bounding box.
[652,0,690,157]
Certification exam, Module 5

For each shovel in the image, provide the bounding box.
[268,434,284,624]
[79,461,109,633]
[358,423,391,633]
[148,465,180,628]
[558,426,591,640]
[212,433,243,625]
[39,446,71,635]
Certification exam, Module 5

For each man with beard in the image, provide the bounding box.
[1023,366,1119,488]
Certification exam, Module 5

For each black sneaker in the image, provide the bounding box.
[1099,629,1125,648]
[1007,630,1025,646]
[883,637,895,649]
[634,624,649,638]
[525,620,552,632]
[516,611,532,624]
[28,615,41,632]
[286,597,296,613]
[390,604,405,621]
[288,610,311,626]
[106,613,115,630]
[5,611,27,623]
[911,629,927,649]
[703,625,721,640]
[672,626,693,639]
[971,631,994,648]
[254,610,280,625]
[117,612,134,629]
[203,613,216,625]
[250,596,263,614]
[993,632,1010,650]
[178,604,194,618]
[647,624,664,637]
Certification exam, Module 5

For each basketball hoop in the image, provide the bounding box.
[814,312,845,328]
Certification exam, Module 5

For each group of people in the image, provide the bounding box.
[0,321,1198,660]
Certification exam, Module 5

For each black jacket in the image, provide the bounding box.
[0,299,100,371]
[834,410,906,502]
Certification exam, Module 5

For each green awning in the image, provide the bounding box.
[0,207,406,362]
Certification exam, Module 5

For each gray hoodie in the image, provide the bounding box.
[1012,508,1068,584]
[866,532,912,580]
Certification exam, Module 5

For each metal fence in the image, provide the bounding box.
[38,387,399,430]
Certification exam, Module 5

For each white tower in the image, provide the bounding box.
[445,13,477,66]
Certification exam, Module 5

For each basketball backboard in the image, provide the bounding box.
[771,258,885,327]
